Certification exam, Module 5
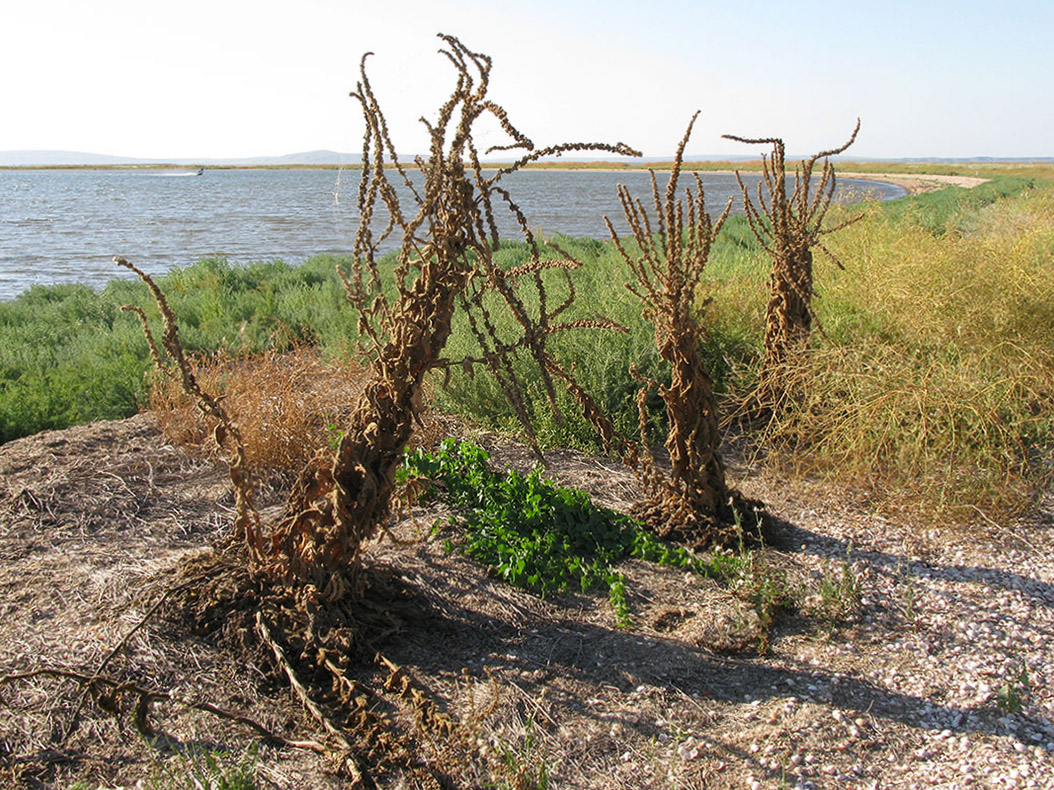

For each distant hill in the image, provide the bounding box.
[0,149,363,167]
[3,149,1051,168]
[0,150,144,166]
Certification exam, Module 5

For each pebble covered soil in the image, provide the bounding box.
[1,417,1052,789]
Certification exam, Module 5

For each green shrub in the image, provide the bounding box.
[0,256,356,442]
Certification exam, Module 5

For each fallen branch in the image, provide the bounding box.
[65,569,218,739]
[1,666,326,754]
[254,613,370,786]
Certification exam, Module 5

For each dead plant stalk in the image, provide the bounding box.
[598,113,753,547]
[106,34,638,787]
[723,120,861,407]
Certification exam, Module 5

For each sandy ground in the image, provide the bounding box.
[516,167,989,197]
[836,173,988,195]
[1,415,1052,789]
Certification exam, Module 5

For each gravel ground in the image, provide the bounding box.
[716,473,1054,790]
[1,416,1052,788]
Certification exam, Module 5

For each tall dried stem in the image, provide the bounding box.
[115,257,264,561]
[252,35,637,601]
[723,120,860,408]
[597,114,753,548]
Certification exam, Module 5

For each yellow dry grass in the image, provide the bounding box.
[744,186,1054,523]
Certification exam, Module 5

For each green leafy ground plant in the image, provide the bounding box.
[401,439,710,625]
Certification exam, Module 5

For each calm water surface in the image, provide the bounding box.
[0,169,904,301]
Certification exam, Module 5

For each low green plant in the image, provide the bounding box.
[488,713,552,790]
[401,439,711,625]
[814,557,863,624]
[724,548,792,653]
[143,747,260,790]
[895,557,920,623]
[997,666,1032,714]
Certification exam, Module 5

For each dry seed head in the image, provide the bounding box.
[115,256,263,557]
[594,116,746,545]
[722,120,862,378]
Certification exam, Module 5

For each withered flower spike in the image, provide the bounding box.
[723,119,862,408]
[589,116,753,548]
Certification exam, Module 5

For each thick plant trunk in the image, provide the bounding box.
[663,334,728,517]
[764,246,814,369]
[634,330,737,547]
[261,268,466,601]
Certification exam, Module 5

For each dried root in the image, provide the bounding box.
[0,667,327,755]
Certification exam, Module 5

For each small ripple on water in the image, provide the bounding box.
[0,168,905,302]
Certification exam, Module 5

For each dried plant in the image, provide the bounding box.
[110,34,638,786]
[126,35,637,599]
[260,34,638,602]
[595,114,755,547]
[723,120,860,408]
[149,344,370,481]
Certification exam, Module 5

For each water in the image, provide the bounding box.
[0,168,904,301]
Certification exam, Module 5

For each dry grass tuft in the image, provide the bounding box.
[150,346,369,481]
[752,342,1054,522]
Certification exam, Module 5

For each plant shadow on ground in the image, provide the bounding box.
[373,509,1052,743]
[347,438,1054,785]
[766,513,1054,614]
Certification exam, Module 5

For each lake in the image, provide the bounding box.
[0,168,904,301]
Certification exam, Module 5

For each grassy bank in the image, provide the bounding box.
[2,171,1052,521]
[0,256,360,443]
[792,175,1054,519]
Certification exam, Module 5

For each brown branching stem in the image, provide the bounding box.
[1,668,327,755]
[722,120,861,409]
[259,33,638,601]
[586,113,753,547]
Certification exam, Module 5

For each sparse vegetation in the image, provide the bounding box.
[142,747,261,790]
[2,26,1054,789]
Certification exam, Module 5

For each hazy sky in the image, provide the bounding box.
[4,0,1052,159]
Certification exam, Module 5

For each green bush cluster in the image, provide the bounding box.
[0,229,760,447]
[0,256,354,442]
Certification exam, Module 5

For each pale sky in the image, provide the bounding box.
[4,0,1052,160]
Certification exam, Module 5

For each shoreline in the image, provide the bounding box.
[0,163,988,195]
[838,171,988,195]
